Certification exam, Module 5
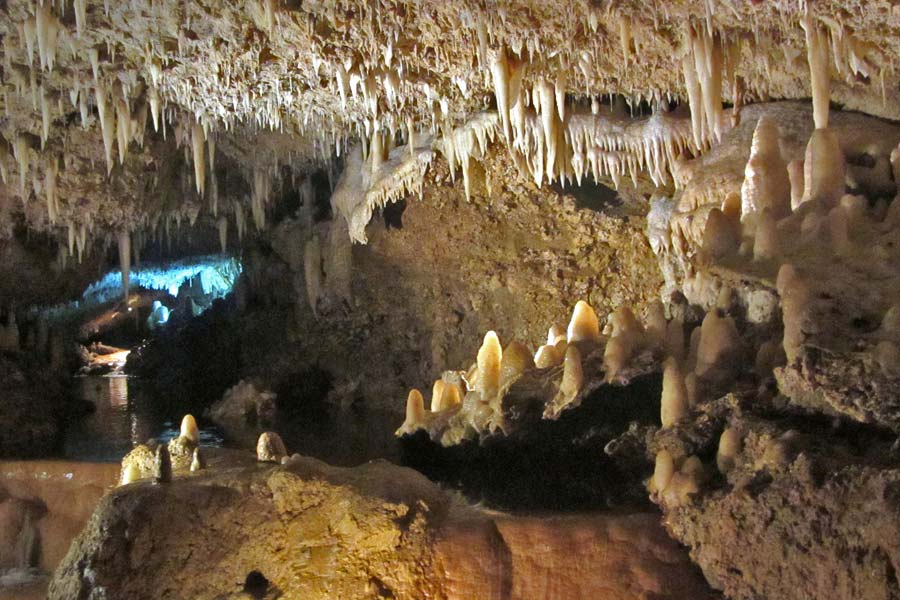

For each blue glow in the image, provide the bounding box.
[34,254,241,322]
[82,255,242,304]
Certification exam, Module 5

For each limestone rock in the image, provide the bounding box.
[50,457,715,600]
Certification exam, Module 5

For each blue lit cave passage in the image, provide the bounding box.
[83,254,242,314]
[34,254,242,343]
[43,255,241,461]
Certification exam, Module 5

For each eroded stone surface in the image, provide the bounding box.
[655,411,900,600]
[50,456,717,600]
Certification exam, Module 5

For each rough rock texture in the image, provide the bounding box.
[247,149,662,412]
[650,101,900,430]
[655,102,900,304]
[0,0,895,309]
[654,410,900,600]
[207,379,277,441]
[50,455,717,600]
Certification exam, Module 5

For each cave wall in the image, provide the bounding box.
[242,150,663,411]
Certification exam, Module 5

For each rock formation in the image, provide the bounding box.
[49,457,716,600]
[0,1,899,599]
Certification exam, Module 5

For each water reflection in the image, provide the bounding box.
[274,405,402,467]
[62,375,223,462]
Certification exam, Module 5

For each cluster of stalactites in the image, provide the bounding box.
[485,44,700,192]
[680,23,727,148]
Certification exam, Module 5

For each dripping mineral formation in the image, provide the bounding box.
[0,1,898,600]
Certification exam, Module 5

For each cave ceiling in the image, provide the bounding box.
[0,0,895,253]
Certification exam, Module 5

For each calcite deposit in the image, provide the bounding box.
[2,1,900,599]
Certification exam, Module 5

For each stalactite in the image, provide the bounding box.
[118,229,131,303]
[490,47,511,143]
[217,216,228,253]
[115,98,131,164]
[304,235,322,317]
[192,122,205,196]
[801,15,831,129]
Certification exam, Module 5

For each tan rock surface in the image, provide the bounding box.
[0,460,119,573]
[50,456,717,600]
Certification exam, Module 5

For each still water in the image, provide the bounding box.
[62,375,224,462]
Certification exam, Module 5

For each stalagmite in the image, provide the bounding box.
[684,372,699,407]
[475,331,502,406]
[753,209,779,261]
[603,335,630,382]
[534,343,563,369]
[802,15,831,129]
[802,128,844,206]
[190,448,205,472]
[661,357,689,427]
[777,264,811,362]
[545,345,583,419]
[702,208,739,258]
[256,431,287,462]
[666,317,685,361]
[180,415,199,444]
[567,300,600,343]
[154,445,172,484]
[695,310,741,381]
[647,449,675,495]
[645,301,667,348]
[499,341,533,396]
[120,463,141,485]
[192,122,205,196]
[547,324,567,345]
[755,340,785,378]
[661,469,700,507]
[610,306,643,339]
[117,229,131,303]
[432,379,462,412]
[828,205,851,256]
[875,341,900,378]
[741,116,790,220]
[396,389,426,435]
[717,427,742,474]
[788,159,805,210]
[881,304,900,334]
